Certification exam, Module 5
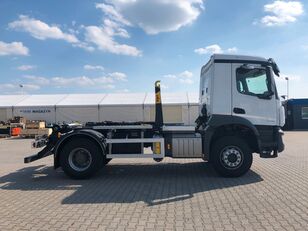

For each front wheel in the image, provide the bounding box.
[211,137,253,177]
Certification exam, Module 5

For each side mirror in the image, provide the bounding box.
[268,58,280,77]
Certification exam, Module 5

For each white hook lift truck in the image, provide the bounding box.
[25,54,285,179]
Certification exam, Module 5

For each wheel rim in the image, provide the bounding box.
[68,148,92,172]
[220,146,244,170]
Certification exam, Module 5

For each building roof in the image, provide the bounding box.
[0,95,29,108]
[0,92,199,107]
[287,98,308,106]
[14,94,67,107]
[101,93,147,105]
[57,94,106,106]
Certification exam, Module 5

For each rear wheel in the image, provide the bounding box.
[59,138,105,179]
[211,136,252,177]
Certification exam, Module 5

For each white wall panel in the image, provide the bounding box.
[13,106,56,123]
[99,106,144,122]
[0,108,8,122]
[56,106,99,123]
[144,105,184,124]
[188,105,199,125]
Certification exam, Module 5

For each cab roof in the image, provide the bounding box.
[212,54,268,62]
[201,54,269,74]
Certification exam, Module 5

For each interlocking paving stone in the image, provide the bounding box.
[0,132,308,230]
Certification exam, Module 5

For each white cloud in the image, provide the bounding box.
[179,78,194,84]
[84,25,142,56]
[98,0,205,35]
[37,76,114,88]
[72,42,95,52]
[21,84,41,91]
[164,74,177,79]
[0,83,19,90]
[160,84,169,89]
[9,15,79,43]
[17,65,36,71]
[96,3,131,26]
[51,76,116,89]
[89,1,205,56]
[164,70,194,84]
[179,70,193,79]
[84,64,104,71]
[91,77,114,85]
[24,75,50,85]
[8,15,137,55]
[116,89,130,93]
[195,44,222,54]
[0,78,115,94]
[194,44,238,55]
[8,15,97,52]
[109,72,127,81]
[0,83,40,92]
[103,19,130,38]
[103,84,116,89]
[226,47,238,53]
[275,74,302,83]
[0,41,29,56]
[89,0,204,56]
[259,1,304,26]
[178,70,194,84]
[22,71,128,89]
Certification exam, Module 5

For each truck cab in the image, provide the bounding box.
[197,55,284,174]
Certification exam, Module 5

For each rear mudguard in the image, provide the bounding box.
[53,129,106,169]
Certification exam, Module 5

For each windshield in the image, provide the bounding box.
[236,67,271,97]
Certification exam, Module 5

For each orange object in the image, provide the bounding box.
[11,127,22,136]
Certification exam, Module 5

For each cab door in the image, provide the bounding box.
[231,63,277,126]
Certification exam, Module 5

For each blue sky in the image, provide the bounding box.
[0,0,307,98]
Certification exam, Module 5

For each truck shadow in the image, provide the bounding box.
[0,162,263,206]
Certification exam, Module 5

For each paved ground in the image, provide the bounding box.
[0,132,308,231]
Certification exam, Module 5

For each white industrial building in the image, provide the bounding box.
[0,93,199,125]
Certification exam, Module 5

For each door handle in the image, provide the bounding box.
[233,108,246,114]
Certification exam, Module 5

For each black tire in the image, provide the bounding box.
[211,136,253,177]
[59,138,105,179]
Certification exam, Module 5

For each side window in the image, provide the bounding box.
[202,70,210,96]
[302,107,308,119]
[236,67,270,96]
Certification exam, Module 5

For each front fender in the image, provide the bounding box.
[202,115,261,160]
